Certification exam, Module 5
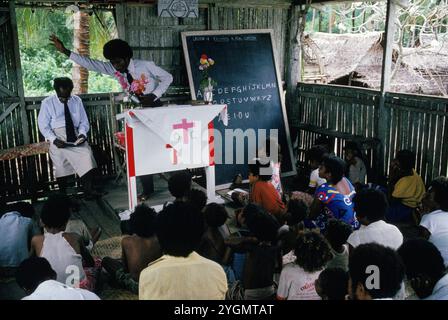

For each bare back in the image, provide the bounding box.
[122,235,162,281]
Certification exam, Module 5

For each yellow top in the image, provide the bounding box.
[392,170,426,208]
[139,251,228,300]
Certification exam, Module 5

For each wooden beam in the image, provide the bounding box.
[0,102,20,124]
[378,0,397,178]
[0,15,9,26]
[115,3,127,41]
[10,1,30,144]
[0,83,16,96]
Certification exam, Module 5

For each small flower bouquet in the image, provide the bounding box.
[199,54,217,89]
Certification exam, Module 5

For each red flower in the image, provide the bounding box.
[201,54,208,59]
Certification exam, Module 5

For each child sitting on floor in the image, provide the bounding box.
[30,194,100,291]
[102,204,162,294]
[306,145,328,194]
[277,231,332,300]
[248,159,286,223]
[344,141,367,188]
[387,150,425,223]
[324,219,352,271]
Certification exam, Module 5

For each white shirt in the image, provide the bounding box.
[425,273,448,300]
[22,280,100,300]
[348,156,367,184]
[347,220,403,250]
[277,264,321,300]
[309,168,326,188]
[38,95,89,143]
[420,210,448,267]
[69,52,173,99]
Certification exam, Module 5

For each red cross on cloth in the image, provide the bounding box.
[172,118,194,144]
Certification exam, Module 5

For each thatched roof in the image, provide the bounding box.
[304,31,444,95]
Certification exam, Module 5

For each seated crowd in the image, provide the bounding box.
[1,137,448,300]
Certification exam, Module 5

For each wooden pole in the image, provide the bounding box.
[9,1,29,145]
[285,5,307,130]
[378,0,397,179]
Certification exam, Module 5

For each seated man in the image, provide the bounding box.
[37,77,100,199]
[139,201,228,300]
[102,204,162,294]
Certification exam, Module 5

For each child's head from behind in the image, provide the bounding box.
[156,201,204,257]
[242,204,280,243]
[130,204,157,238]
[40,193,71,230]
[168,171,192,199]
[294,231,332,273]
[324,219,352,251]
[315,268,349,300]
[16,257,57,294]
[285,199,307,226]
[397,239,446,299]
[248,159,272,184]
[349,243,404,300]
[319,155,346,184]
[314,136,334,154]
[353,188,388,224]
[306,145,328,170]
[204,203,228,228]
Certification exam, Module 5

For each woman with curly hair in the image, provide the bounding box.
[277,231,332,300]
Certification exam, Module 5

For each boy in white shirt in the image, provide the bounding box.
[348,188,403,251]
[305,145,328,194]
[419,177,448,267]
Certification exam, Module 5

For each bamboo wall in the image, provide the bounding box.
[115,2,291,86]
[296,83,448,185]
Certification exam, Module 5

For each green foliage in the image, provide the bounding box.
[16,8,119,96]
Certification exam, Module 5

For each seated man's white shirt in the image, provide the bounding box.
[420,210,448,267]
[38,95,89,143]
[38,95,97,178]
[69,53,173,99]
[347,220,403,250]
[22,280,100,300]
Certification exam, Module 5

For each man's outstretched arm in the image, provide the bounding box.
[50,34,116,76]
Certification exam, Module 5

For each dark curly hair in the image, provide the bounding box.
[324,219,352,250]
[203,203,228,228]
[103,39,133,60]
[294,231,332,272]
[41,193,71,229]
[317,267,348,300]
[429,176,448,211]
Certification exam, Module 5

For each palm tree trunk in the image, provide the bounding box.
[72,11,90,94]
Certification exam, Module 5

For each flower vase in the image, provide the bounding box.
[203,86,213,104]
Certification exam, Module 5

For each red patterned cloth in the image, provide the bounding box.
[79,257,102,292]
[0,141,50,161]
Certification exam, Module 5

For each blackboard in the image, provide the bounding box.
[181,29,296,188]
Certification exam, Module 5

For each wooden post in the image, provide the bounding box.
[285,5,307,129]
[115,3,127,40]
[9,1,29,144]
[378,0,397,179]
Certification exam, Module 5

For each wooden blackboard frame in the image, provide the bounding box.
[181,29,296,189]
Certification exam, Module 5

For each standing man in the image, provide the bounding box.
[38,77,99,199]
[50,35,174,201]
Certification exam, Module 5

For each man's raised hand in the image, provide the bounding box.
[49,34,71,56]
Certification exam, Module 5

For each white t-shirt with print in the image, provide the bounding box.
[309,169,326,188]
[420,210,448,267]
[277,264,321,300]
[347,220,403,250]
